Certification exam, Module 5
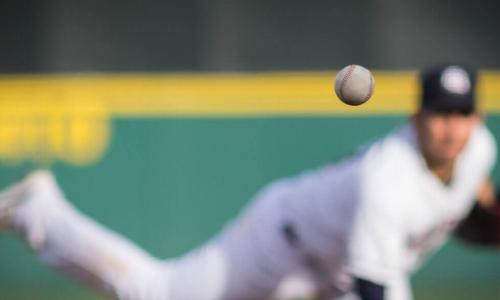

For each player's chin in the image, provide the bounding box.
[441,149,462,162]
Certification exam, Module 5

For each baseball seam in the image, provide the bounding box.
[361,74,374,103]
[339,65,356,101]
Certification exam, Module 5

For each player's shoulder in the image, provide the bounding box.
[463,122,497,168]
[470,123,496,153]
[356,123,420,208]
[361,122,420,171]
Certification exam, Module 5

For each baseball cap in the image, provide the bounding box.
[420,64,477,114]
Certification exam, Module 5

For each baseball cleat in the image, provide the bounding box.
[0,170,54,231]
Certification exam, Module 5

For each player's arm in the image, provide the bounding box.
[345,153,409,299]
[346,193,404,300]
[476,177,496,208]
[455,177,500,247]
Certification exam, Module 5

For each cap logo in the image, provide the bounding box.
[440,66,471,95]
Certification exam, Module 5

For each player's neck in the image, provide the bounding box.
[425,158,455,185]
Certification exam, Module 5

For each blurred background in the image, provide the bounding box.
[0,1,499,299]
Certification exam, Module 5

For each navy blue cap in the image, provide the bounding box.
[420,64,477,114]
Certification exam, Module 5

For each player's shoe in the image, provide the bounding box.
[0,170,54,231]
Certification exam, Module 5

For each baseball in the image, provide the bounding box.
[334,64,375,106]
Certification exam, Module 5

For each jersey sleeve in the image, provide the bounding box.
[345,194,406,284]
[345,145,409,285]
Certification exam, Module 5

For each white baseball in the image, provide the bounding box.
[334,64,375,106]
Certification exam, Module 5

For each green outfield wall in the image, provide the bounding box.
[0,73,499,299]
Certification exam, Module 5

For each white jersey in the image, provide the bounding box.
[4,120,496,300]
[241,120,496,296]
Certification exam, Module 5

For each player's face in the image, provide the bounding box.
[414,111,480,165]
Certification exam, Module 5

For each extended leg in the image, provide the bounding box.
[0,171,170,300]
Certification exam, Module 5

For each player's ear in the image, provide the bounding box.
[466,112,483,126]
[411,111,423,123]
[473,112,484,123]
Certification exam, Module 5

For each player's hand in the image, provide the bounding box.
[455,192,500,248]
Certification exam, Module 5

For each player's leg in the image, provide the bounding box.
[159,181,308,300]
[0,170,171,300]
[219,183,310,299]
